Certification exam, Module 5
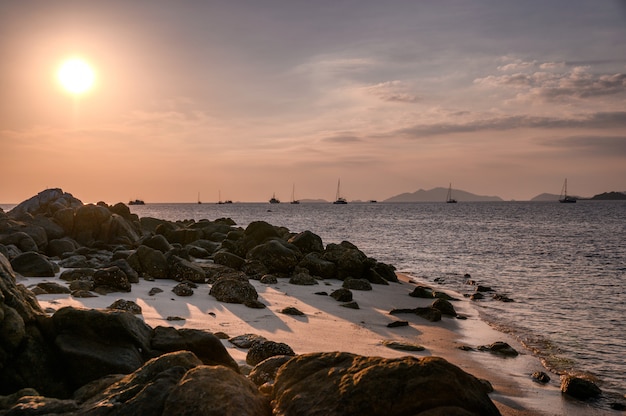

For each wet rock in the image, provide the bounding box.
[477,341,519,357]
[531,371,551,384]
[493,293,514,302]
[560,375,602,400]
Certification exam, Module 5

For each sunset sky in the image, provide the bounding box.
[2,1,625,203]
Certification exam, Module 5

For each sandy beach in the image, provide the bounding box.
[18,267,600,416]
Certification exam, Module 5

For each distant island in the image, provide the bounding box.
[531,191,626,201]
[384,187,503,202]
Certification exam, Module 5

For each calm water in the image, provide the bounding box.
[126,201,626,403]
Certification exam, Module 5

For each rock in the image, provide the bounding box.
[150,326,239,371]
[214,250,247,270]
[33,281,70,294]
[248,355,294,387]
[409,285,434,298]
[493,293,514,302]
[0,388,39,409]
[143,234,173,253]
[246,340,296,366]
[242,221,281,251]
[107,299,142,314]
[107,258,139,283]
[371,261,398,283]
[289,272,318,285]
[162,365,272,416]
[387,320,409,328]
[148,287,164,296]
[287,230,324,254]
[259,274,278,284]
[298,252,336,279]
[281,307,304,316]
[93,266,131,292]
[476,285,494,292]
[47,237,80,257]
[72,204,112,246]
[560,374,602,400]
[247,240,300,274]
[10,252,56,277]
[210,277,259,305]
[0,232,39,254]
[71,289,97,298]
[130,245,168,279]
[271,352,500,416]
[229,334,267,349]
[340,301,360,309]
[477,341,519,357]
[4,395,79,415]
[531,371,551,383]
[167,256,206,283]
[241,260,270,278]
[389,307,442,322]
[432,298,457,317]
[51,306,154,387]
[330,288,353,302]
[381,340,425,351]
[323,241,368,280]
[470,292,484,300]
[342,278,372,291]
[172,282,194,296]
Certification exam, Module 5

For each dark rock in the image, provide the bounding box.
[214,250,247,270]
[58,254,90,268]
[409,286,434,298]
[93,266,131,292]
[172,282,194,296]
[610,402,626,411]
[289,272,318,285]
[107,299,142,314]
[107,258,139,283]
[10,252,55,277]
[247,240,300,274]
[130,245,168,279]
[470,292,484,300]
[210,277,259,305]
[314,291,328,296]
[229,334,267,348]
[387,320,409,328]
[0,232,39,254]
[166,316,185,321]
[150,326,239,371]
[389,307,442,322]
[362,267,390,285]
[162,365,272,416]
[241,260,270,278]
[493,293,514,302]
[531,371,551,383]
[3,396,79,414]
[143,234,173,253]
[330,288,353,302]
[340,301,360,309]
[342,278,372,291]
[287,230,324,255]
[47,237,80,257]
[298,252,336,279]
[242,221,280,250]
[281,307,304,316]
[371,261,398,283]
[476,285,494,292]
[560,375,602,400]
[248,355,294,387]
[259,274,278,284]
[51,306,153,387]
[71,289,97,298]
[477,341,519,357]
[72,203,112,246]
[323,241,368,280]
[382,340,425,351]
[148,287,164,296]
[246,340,296,366]
[271,352,501,416]
[167,255,206,283]
[433,291,455,300]
[432,298,457,317]
[33,282,70,295]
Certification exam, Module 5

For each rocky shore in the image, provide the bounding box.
[0,189,611,415]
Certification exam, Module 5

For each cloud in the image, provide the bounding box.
[475,64,626,102]
[538,135,626,156]
[363,80,420,103]
[323,134,362,143]
[394,111,626,138]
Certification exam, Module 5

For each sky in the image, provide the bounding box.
[1,0,626,203]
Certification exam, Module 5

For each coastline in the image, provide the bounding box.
[21,269,598,416]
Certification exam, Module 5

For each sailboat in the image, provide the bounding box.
[197,192,202,204]
[446,183,457,203]
[333,179,348,204]
[216,190,232,204]
[559,178,577,203]
[290,184,300,204]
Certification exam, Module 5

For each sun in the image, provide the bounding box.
[57,58,95,94]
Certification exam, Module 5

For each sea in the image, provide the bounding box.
[2,200,625,408]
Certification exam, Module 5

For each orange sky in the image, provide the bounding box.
[1,1,625,203]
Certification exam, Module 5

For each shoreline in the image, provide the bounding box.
[21,269,600,416]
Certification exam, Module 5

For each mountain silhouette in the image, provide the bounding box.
[384,187,503,202]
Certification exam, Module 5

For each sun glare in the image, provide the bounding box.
[57,58,95,94]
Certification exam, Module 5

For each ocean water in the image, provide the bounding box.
[125,200,625,405]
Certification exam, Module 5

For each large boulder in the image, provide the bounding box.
[128,245,168,279]
[298,252,336,279]
[287,230,324,255]
[246,240,300,274]
[72,204,112,246]
[10,251,56,277]
[162,365,272,416]
[51,306,154,387]
[93,266,132,293]
[167,256,206,283]
[209,277,261,307]
[47,237,80,258]
[0,231,39,253]
[560,375,602,400]
[323,241,368,280]
[271,352,500,416]
[7,189,82,220]
[150,326,238,371]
